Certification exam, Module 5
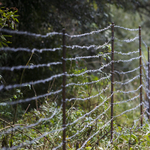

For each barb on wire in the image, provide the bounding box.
[66,25,111,38]
[114,25,138,31]
[0,89,62,106]
[113,94,139,105]
[0,62,62,71]
[115,36,139,43]
[66,39,111,50]
[65,52,111,61]
[113,75,140,85]
[66,84,110,102]
[0,73,64,91]
[0,28,62,37]
[114,50,139,56]
[67,62,112,77]
[114,56,141,63]
[66,74,111,87]
[114,66,140,75]
[0,47,62,53]
[114,85,142,94]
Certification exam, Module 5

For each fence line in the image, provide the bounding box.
[0,23,149,150]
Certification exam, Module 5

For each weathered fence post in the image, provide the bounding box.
[62,29,66,150]
[148,47,150,120]
[111,22,114,143]
[139,26,143,126]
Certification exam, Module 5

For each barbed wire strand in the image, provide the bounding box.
[54,106,111,150]
[114,50,139,55]
[113,94,139,105]
[66,84,110,102]
[65,50,139,61]
[114,66,140,75]
[113,75,140,85]
[78,103,142,150]
[0,89,62,106]
[0,28,62,37]
[1,91,112,136]
[0,47,62,53]
[0,73,142,106]
[66,25,111,38]
[0,105,62,136]
[114,25,139,31]
[0,53,140,91]
[114,85,142,94]
[0,62,62,71]
[115,36,139,43]
[65,74,111,87]
[0,73,64,91]
[54,96,143,149]
[67,106,111,141]
[65,39,111,50]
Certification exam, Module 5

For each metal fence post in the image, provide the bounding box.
[111,23,114,143]
[148,47,150,120]
[62,29,66,150]
[139,26,143,126]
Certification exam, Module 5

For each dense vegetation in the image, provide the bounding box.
[1,0,150,149]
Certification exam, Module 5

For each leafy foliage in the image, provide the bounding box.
[0,7,18,47]
[1,97,150,149]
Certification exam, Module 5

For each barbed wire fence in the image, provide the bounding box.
[0,23,149,149]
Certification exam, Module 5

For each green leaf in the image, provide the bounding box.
[1,35,6,41]
[131,134,138,143]
[85,147,92,150]
[93,1,98,11]
[13,95,17,99]
[3,35,12,37]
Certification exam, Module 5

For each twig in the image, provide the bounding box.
[47,78,56,100]
[32,83,38,110]
[22,104,30,117]
[20,52,34,84]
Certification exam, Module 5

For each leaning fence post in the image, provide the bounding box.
[139,26,143,126]
[111,22,114,143]
[62,29,66,150]
[148,47,150,120]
